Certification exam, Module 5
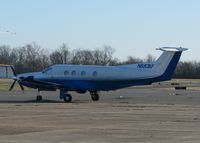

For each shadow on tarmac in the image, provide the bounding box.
[0,99,89,104]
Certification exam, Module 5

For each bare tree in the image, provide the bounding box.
[13,43,49,73]
[174,61,198,78]
[101,46,115,65]
[50,43,70,64]
[123,56,143,64]
[39,49,50,69]
[50,51,63,64]
[93,46,115,65]
[0,45,13,64]
[60,43,70,64]
[71,49,94,65]
[145,54,156,62]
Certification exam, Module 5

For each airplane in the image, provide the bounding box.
[2,47,187,102]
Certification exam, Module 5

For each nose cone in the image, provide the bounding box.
[16,72,43,89]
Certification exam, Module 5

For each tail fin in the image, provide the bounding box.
[153,47,188,82]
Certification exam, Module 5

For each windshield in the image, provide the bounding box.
[42,67,52,74]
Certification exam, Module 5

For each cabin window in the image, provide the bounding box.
[81,71,85,76]
[93,71,98,77]
[64,70,69,76]
[71,71,76,76]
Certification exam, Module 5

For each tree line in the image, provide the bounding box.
[0,43,197,78]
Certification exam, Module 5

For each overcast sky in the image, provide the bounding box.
[0,0,199,61]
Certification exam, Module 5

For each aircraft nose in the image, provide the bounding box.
[19,76,25,80]
[19,76,34,81]
[17,75,34,81]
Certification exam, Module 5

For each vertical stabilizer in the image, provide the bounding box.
[153,47,187,81]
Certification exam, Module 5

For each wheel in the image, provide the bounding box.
[36,95,42,101]
[64,94,72,103]
[91,93,99,101]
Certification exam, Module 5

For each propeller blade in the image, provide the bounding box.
[10,66,17,76]
[9,80,16,91]
[9,66,24,91]
[18,82,24,91]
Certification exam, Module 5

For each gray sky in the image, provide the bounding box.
[0,0,199,61]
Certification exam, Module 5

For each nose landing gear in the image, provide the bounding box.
[36,95,42,101]
[36,90,42,102]
[90,92,99,101]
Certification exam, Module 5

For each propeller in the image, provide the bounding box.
[9,66,24,91]
[9,80,16,91]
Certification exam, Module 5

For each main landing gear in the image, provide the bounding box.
[36,91,42,102]
[63,94,72,103]
[90,92,99,101]
[60,89,72,103]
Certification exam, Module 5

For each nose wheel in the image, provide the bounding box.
[64,94,72,103]
[36,95,42,101]
[36,90,42,102]
[90,92,99,101]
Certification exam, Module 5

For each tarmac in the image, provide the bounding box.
[0,86,199,143]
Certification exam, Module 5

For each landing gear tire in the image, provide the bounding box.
[64,94,72,103]
[36,95,42,101]
[91,93,99,101]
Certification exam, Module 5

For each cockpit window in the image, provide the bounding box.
[42,67,52,74]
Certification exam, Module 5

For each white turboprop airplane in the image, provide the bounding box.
[2,47,187,102]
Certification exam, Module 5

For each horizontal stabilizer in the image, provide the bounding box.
[156,47,188,52]
[153,46,188,82]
